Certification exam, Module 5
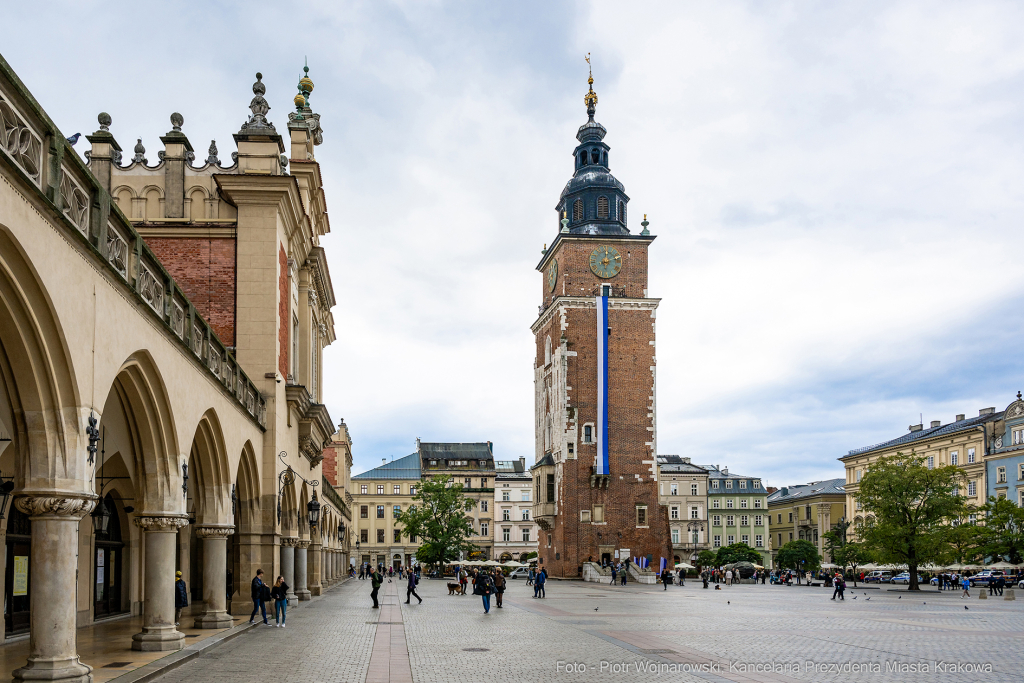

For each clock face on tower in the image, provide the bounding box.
[547,260,558,292]
[589,246,622,279]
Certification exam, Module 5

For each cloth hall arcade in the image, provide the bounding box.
[0,54,352,683]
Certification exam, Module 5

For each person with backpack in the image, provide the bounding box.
[370,566,383,608]
[474,568,495,613]
[458,567,469,595]
[271,575,290,627]
[493,568,506,608]
[249,569,269,625]
[405,566,422,604]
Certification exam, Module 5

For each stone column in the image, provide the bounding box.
[295,539,311,601]
[817,503,831,562]
[133,515,189,651]
[193,526,234,628]
[309,541,322,596]
[280,538,298,606]
[12,494,95,683]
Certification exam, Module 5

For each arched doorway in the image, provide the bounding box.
[93,494,126,618]
[499,552,512,563]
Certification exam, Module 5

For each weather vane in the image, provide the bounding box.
[584,53,597,115]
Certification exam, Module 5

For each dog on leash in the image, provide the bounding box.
[447,583,461,595]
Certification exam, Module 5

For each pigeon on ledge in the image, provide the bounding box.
[66,133,81,146]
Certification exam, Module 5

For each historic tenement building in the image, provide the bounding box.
[494,458,538,563]
[531,72,670,577]
[766,478,845,565]
[840,406,1001,533]
[351,453,422,569]
[0,54,349,682]
[657,456,709,565]
[418,441,496,560]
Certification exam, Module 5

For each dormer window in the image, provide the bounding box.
[597,196,609,218]
[572,199,583,222]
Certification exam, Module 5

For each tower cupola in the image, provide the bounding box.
[556,58,630,236]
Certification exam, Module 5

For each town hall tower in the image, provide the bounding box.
[531,68,670,577]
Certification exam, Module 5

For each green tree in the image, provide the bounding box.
[715,543,762,566]
[776,539,821,582]
[831,542,872,586]
[696,549,717,569]
[394,475,477,567]
[978,496,1024,564]
[938,519,984,566]
[857,451,967,590]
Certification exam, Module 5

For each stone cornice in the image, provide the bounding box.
[531,296,661,334]
[136,225,237,239]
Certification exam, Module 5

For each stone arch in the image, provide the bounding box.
[108,351,179,513]
[142,185,163,221]
[298,481,310,540]
[110,184,137,217]
[280,477,298,537]
[234,441,259,532]
[0,225,85,491]
[187,409,230,526]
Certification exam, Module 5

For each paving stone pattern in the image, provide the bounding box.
[148,577,1024,683]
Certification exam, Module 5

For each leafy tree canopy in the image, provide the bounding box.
[857,451,968,590]
[696,549,717,568]
[715,542,762,566]
[776,539,821,572]
[978,496,1024,564]
[394,474,477,567]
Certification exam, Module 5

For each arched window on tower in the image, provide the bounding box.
[597,196,609,219]
[579,151,587,166]
[603,151,608,165]
[572,199,583,222]
[619,201,626,226]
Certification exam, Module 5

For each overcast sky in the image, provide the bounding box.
[7,1,1024,485]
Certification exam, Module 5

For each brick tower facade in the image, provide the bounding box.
[531,70,670,578]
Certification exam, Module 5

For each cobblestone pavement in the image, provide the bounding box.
[149,577,1024,683]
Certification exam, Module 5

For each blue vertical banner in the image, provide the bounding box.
[596,294,610,475]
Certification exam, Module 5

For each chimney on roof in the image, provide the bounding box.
[681,457,691,464]
[909,423,923,432]
[930,420,941,428]
[956,414,965,422]
[766,486,778,494]
[415,437,421,449]
[781,487,789,496]
[519,456,525,470]
[722,466,729,475]
[382,458,386,465]
[980,407,995,416]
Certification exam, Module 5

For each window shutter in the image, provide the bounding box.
[573,199,583,222]
[597,196,609,218]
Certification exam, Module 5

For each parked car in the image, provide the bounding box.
[890,572,925,585]
[863,571,893,583]
[969,571,1006,587]
[508,567,530,579]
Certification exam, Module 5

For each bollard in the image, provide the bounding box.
[979,590,987,599]
[1005,589,1016,601]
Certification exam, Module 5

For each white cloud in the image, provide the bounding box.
[8,0,1024,483]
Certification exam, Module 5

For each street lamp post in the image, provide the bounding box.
[687,520,704,564]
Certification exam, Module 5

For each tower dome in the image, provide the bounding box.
[555,66,630,235]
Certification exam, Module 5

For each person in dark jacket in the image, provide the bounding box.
[370,567,383,608]
[493,569,506,608]
[249,569,269,625]
[174,571,188,626]
[271,575,289,627]
[405,568,422,604]
[474,568,494,613]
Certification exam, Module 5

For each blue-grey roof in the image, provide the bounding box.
[353,453,421,480]
[766,478,846,505]
[699,465,768,495]
[844,413,1001,458]
[418,442,493,461]
[657,455,708,475]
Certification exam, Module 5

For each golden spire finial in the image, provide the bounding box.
[584,53,598,118]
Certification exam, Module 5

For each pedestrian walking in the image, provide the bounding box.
[725,569,733,586]
[620,568,627,586]
[271,575,289,627]
[459,567,469,595]
[174,571,188,626]
[610,566,617,585]
[405,567,422,604]
[474,568,495,613]
[527,567,535,586]
[661,569,672,590]
[961,576,970,598]
[535,567,547,598]
[836,574,846,600]
[678,568,686,586]
[493,569,506,608]
[370,566,383,608]
[702,571,709,589]
[249,569,269,625]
